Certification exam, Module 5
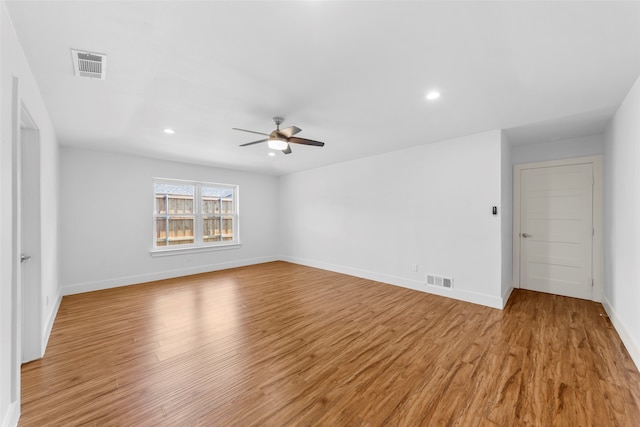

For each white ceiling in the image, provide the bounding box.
[6,1,640,175]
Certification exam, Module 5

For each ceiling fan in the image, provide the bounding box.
[234,117,325,155]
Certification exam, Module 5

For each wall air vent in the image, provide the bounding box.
[71,49,106,80]
[426,273,453,289]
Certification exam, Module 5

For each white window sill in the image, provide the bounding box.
[150,243,241,257]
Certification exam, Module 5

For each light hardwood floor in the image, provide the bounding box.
[20,262,640,426]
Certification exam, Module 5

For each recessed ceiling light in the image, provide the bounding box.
[426,91,441,101]
[163,128,175,134]
[268,152,276,157]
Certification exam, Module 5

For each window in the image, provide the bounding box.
[153,179,239,253]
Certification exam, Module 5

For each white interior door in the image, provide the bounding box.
[20,113,42,363]
[519,163,593,300]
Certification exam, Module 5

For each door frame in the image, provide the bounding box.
[513,156,603,301]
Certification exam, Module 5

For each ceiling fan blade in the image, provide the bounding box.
[288,136,325,147]
[282,145,292,155]
[279,126,302,138]
[239,138,268,147]
[232,128,270,137]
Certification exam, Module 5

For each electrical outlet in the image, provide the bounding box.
[411,264,418,272]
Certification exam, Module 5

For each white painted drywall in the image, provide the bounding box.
[511,133,604,165]
[500,131,513,304]
[1,3,60,425]
[603,74,640,370]
[279,130,506,308]
[59,148,279,294]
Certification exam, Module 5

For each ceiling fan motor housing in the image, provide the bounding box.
[270,130,284,140]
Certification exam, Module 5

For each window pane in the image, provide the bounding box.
[222,217,233,241]
[202,198,221,214]
[221,199,232,214]
[156,196,167,214]
[201,186,234,242]
[156,217,167,246]
[167,197,191,214]
[202,186,232,199]
[155,183,194,214]
[202,186,233,215]
[203,217,221,242]
[168,217,194,245]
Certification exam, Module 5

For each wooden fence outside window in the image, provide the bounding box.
[155,194,233,246]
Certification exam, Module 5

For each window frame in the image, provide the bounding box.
[150,178,240,256]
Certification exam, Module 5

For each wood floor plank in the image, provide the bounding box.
[19,261,640,426]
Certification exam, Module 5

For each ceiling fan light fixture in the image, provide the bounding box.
[235,117,323,155]
[267,138,288,150]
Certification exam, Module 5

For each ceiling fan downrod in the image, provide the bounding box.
[272,116,284,130]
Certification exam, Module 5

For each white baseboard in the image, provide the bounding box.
[601,295,640,372]
[1,400,19,427]
[501,285,514,308]
[281,256,506,309]
[41,293,62,356]
[62,256,279,296]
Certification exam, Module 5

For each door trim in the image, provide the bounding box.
[10,76,21,407]
[513,156,603,301]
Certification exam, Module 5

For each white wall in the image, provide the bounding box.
[603,74,640,370]
[39,139,60,350]
[1,2,60,425]
[500,131,513,302]
[279,130,507,308]
[59,147,279,294]
[511,133,604,165]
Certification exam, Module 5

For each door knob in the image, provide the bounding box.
[20,254,31,263]
[522,233,532,238]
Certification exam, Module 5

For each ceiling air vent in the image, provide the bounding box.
[71,49,106,80]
